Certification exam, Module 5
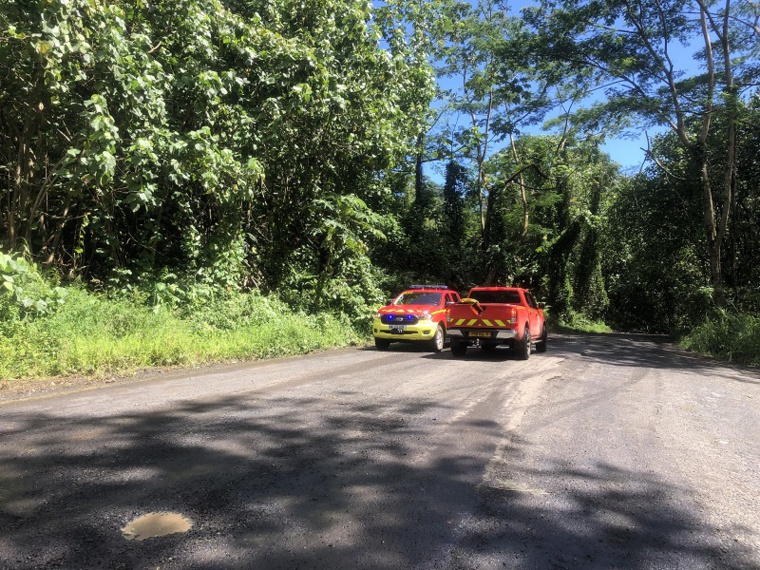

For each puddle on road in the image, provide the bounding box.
[121,512,193,541]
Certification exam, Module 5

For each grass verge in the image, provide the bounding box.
[0,287,365,381]
[680,310,760,367]
[548,313,614,334]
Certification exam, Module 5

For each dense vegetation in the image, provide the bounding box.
[2,0,759,379]
[0,255,361,379]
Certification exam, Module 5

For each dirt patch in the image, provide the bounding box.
[0,369,165,403]
[122,512,193,541]
[0,348,364,404]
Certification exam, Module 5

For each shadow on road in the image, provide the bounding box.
[411,332,760,383]
[1,385,756,569]
[551,332,760,384]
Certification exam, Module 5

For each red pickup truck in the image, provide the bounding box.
[446,287,547,359]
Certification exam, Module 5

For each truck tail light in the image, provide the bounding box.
[510,308,516,324]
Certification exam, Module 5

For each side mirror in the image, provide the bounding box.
[445,301,455,307]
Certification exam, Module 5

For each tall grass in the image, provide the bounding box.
[0,286,364,381]
[681,310,760,367]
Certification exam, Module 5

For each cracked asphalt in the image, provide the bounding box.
[0,333,758,569]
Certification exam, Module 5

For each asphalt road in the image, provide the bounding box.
[0,333,758,569]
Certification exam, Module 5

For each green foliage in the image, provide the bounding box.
[603,133,710,333]
[482,134,617,314]
[681,310,760,367]
[0,251,67,325]
[723,97,760,289]
[523,0,759,298]
[0,283,363,381]
[371,163,483,297]
[1,0,430,307]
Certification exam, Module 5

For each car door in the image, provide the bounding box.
[443,293,459,323]
[524,292,542,337]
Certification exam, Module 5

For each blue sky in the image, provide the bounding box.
[601,133,663,172]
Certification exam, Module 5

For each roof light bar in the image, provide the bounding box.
[408,284,449,290]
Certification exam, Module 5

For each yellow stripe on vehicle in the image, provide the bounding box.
[451,317,512,328]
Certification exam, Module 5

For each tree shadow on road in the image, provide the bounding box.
[453,444,759,569]
[413,330,760,381]
[1,389,756,569]
[541,333,760,384]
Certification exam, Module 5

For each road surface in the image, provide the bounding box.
[1,333,758,569]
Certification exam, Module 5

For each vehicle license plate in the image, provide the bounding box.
[389,325,407,332]
[469,330,492,338]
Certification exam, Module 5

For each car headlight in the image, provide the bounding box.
[418,313,431,321]
[376,312,384,319]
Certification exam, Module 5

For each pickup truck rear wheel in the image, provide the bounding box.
[375,338,391,351]
[427,324,445,352]
[450,341,467,357]
[536,325,548,353]
[515,327,531,360]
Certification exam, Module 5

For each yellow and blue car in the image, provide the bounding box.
[372,285,461,352]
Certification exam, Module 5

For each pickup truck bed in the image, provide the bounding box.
[446,287,547,359]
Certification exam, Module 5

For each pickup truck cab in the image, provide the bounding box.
[373,285,461,352]
[447,286,547,359]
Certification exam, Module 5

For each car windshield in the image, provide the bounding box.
[394,292,442,306]
[469,290,522,304]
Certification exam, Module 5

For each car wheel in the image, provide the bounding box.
[427,324,445,352]
[450,341,467,357]
[515,327,531,360]
[375,338,391,351]
[536,324,547,353]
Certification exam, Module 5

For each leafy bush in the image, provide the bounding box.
[0,251,68,325]
[681,310,760,366]
[179,290,296,331]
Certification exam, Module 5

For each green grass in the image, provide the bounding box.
[0,287,365,381]
[548,312,614,334]
[680,310,760,367]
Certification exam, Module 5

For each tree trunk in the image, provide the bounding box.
[509,133,529,239]
[414,132,425,205]
[714,1,737,302]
